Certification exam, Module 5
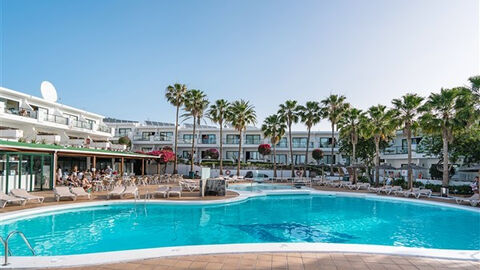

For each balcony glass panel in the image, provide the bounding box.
[44,114,69,125]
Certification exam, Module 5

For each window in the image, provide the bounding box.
[117,128,131,136]
[182,151,191,159]
[322,155,336,165]
[157,132,173,141]
[201,134,216,144]
[86,119,95,129]
[226,151,239,160]
[276,138,287,148]
[275,154,287,164]
[292,137,307,148]
[320,137,332,148]
[402,138,422,148]
[183,134,194,143]
[246,151,260,160]
[142,132,154,140]
[1,98,19,113]
[245,135,261,144]
[294,154,306,165]
[226,134,240,144]
[142,147,152,152]
[65,114,78,122]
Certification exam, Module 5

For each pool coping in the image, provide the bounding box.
[0,188,479,268]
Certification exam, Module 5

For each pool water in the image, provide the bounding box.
[229,183,297,192]
[1,194,479,256]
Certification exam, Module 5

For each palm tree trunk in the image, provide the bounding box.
[190,117,196,173]
[375,137,380,187]
[442,128,449,187]
[304,126,311,176]
[173,105,179,174]
[352,142,357,184]
[330,122,335,176]
[288,122,294,177]
[237,130,242,176]
[406,127,413,189]
[219,121,223,175]
[273,139,277,178]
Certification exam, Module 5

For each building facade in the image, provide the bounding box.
[0,87,155,194]
[106,119,438,171]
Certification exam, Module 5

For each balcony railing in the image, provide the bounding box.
[225,139,240,145]
[200,138,217,144]
[292,142,314,148]
[133,135,150,141]
[245,139,261,145]
[5,108,38,119]
[44,114,69,125]
[153,136,173,142]
[319,143,333,148]
[97,125,112,133]
[72,120,93,130]
[382,145,425,155]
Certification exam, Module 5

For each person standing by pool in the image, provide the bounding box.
[471,176,479,194]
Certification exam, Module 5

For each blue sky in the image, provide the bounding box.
[1,0,478,130]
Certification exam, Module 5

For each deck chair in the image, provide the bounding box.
[9,189,44,204]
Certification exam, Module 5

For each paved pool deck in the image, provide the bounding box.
[52,252,480,270]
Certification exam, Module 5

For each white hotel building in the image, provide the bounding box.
[0,85,442,195]
[105,119,439,172]
[0,86,154,194]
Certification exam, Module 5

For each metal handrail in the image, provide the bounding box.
[3,231,36,266]
[0,237,12,256]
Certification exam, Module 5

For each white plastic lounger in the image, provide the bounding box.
[0,193,26,208]
[455,194,480,206]
[107,186,126,199]
[154,186,169,198]
[9,189,44,204]
[381,185,402,195]
[54,186,77,201]
[168,186,182,198]
[122,185,139,199]
[70,187,91,200]
[402,188,432,199]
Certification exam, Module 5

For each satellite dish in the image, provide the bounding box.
[40,81,58,102]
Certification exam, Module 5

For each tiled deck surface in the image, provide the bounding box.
[54,252,480,270]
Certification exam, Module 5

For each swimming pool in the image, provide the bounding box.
[1,194,478,256]
[229,183,297,192]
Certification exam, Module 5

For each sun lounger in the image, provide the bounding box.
[70,187,91,200]
[154,186,169,198]
[0,192,26,208]
[168,186,182,198]
[122,185,139,199]
[54,186,77,201]
[346,183,371,190]
[400,188,432,199]
[9,189,44,204]
[180,180,200,192]
[455,193,480,206]
[381,185,402,195]
[107,186,126,199]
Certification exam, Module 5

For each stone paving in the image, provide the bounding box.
[54,252,480,270]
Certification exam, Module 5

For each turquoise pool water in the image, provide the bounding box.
[1,194,479,256]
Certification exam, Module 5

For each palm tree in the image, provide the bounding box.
[165,83,187,173]
[338,107,363,184]
[207,99,229,175]
[277,100,299,176]
[227,100,257,176]
[361,105,395,187]
[296,101,322,175]
[419,88,474,188]
[391,94,424,189]
[261,114,286,178]
[183,89,209,173]
[321,94,349,175]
